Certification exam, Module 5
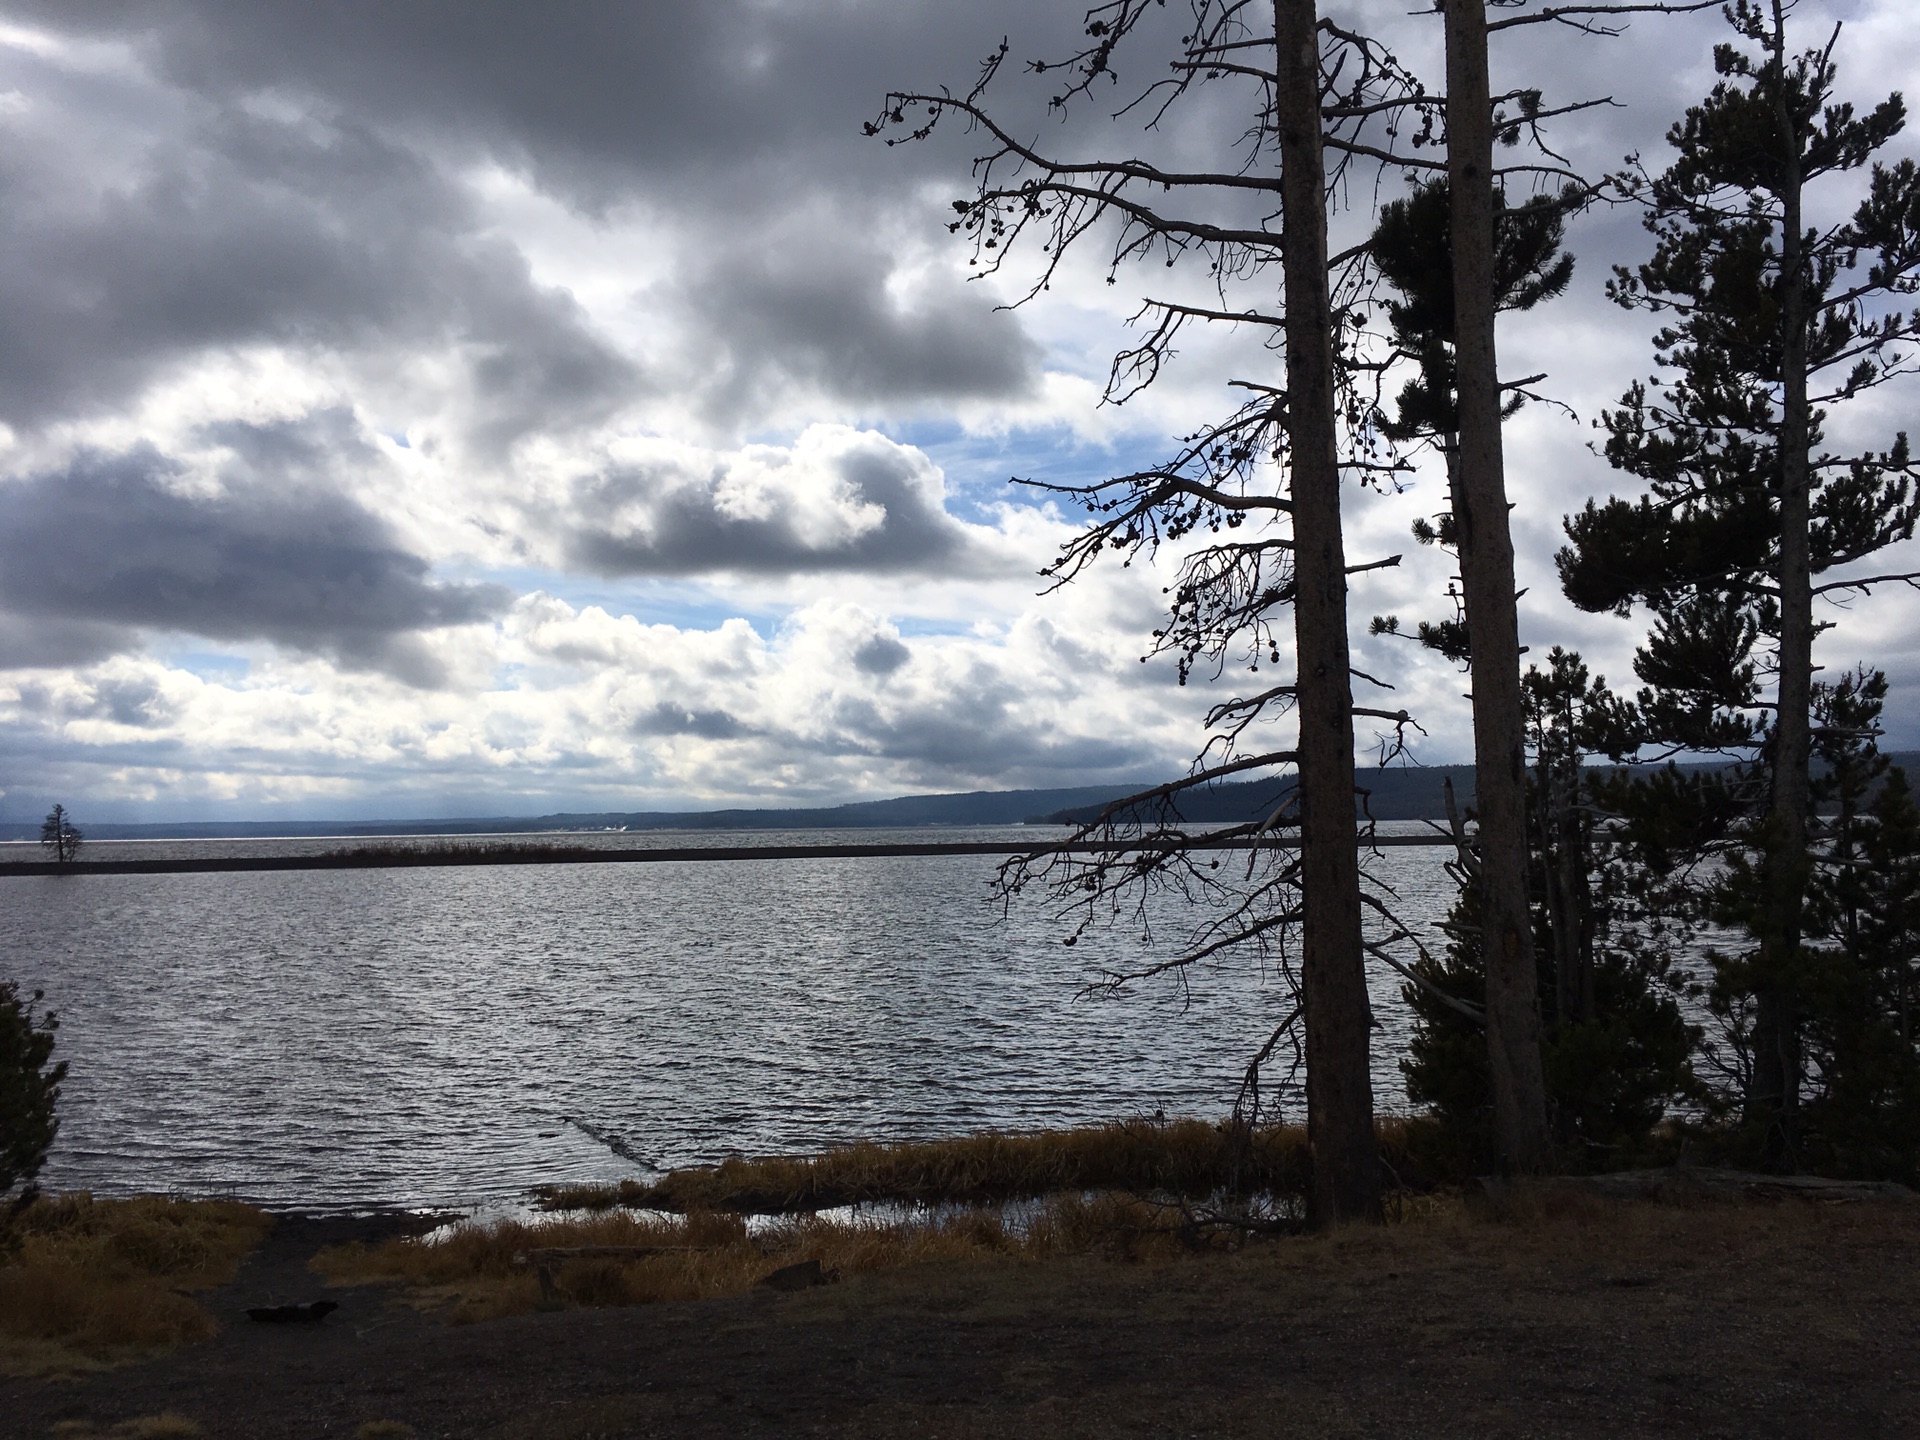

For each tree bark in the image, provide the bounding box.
[1539,759,1579,1023]
[1753,0,1811,1165]
[1275,0,1381,1225]
[1444,0,1552,1171]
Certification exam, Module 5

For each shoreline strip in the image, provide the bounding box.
[0,831,1455,877]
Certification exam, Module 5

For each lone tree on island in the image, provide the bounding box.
[39,806,82,866]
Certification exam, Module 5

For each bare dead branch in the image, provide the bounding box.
[1487,1,1720,36]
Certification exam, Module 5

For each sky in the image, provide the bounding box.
[0,0,1915,824]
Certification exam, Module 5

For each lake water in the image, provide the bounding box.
[3,824,1456,1211]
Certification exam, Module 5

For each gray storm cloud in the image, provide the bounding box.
[2,1,1096,202]
[0,88,640,438]
[0,445,509,682]
[812,667,1152,781]
[678,236,1039,421]
[0,0,1052,446]
[852,635,910,676]
[632,703,753,741]
[563,428,980,577]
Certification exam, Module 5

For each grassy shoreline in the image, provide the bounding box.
[532,1117,1327,1216]
[2,1118,1415,1366]
[13,1186,1919,1439]
[8,1116,1908,1379]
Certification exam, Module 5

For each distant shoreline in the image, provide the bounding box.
[9,753,1909,846]
[0,831,1455,877]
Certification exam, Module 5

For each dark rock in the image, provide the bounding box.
[758,1259,837,1292]
[246,1300,340,1323]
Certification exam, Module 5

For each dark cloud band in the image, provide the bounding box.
[562,428,979,577]
[0,444,508,681]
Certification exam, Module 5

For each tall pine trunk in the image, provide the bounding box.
[1444,0,1551,1171]
[1275,0,1380,1224]
[1754,1,1812,1162]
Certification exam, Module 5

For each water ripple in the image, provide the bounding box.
[4,825,1457,1209]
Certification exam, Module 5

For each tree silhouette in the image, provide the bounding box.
[1403,0,1717,1172]
[1558,0,1920,1162]
[872,0,1451,1222]
[1400,650,1698,1166]
[39,806,82,866]
[0,981,65,1226]
[1757,671,1920,1179]
[1365,175,1579,1170]
[1366,176,1578,666]
[1382,0,1715,1169]
[877,0,1723,1191]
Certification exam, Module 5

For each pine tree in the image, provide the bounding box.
[1402,650,1697,1166]
[1796,675,1920,1180]
[1557,0,1920,1163]
[1367,177,1579,665]
[38,805,81,866]
[1366,174,1579,1171]
[1389,0,1723,1167]
[1856,769,1920,1054]
[1,981,65,1223]
[1442,0,1553,1174]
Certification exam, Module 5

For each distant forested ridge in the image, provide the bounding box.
[1040,754,1920,826]
[0,784,1154,842]
[10,758,1913,842]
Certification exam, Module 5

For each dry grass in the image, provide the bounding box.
[536,1117,1329,1214]
[323,1116,1750,1329]
[0,1194,271,1377]
[313,1189,1238,1324]
[328,1173,1785,1330]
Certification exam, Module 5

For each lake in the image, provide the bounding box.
[3,824,1456,1210]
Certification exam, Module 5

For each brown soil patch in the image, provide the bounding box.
[3,1190,1915,1438]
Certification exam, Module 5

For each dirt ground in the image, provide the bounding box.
[4,1192,1917,1439]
